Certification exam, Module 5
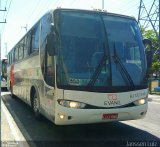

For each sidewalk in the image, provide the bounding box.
[148,94,160,103]
[1,98,29,147]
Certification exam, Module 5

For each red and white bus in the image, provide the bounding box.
[7,8,151,125]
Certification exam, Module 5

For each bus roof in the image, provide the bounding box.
[53,8,136,21]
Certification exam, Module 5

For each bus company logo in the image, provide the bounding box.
[104,94,121,106]
[107,94,117,101]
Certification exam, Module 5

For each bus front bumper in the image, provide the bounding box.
[54,103,148,125]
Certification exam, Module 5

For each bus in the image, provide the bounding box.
[1,58,8,89]
[7,8,152,125]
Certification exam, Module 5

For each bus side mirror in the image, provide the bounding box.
[47,33,55,56]
[146,50,153,70]
[143,39,153,70]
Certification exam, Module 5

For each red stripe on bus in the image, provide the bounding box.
[10,64,15,87]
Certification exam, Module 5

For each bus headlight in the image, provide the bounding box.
[133,98,147,106]
[58,99,86,109]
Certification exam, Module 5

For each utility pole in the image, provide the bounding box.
[159,0,160,60]
[0,1,7,90]
[102,0,104,9]
[0,5,7,23]
[158,0,160,86]
[0,33,1,90]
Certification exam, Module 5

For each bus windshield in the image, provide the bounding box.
[56,11,147,92]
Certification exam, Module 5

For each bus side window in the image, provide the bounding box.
[18,40,24,60]
[23,36,29,58]
[10,49,14,63]
[8,53,11,65]
[14,47,19,62]
[30,23,40,54]
[44,50,55,87]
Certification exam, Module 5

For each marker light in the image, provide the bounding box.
[59,114,65,119]
[133,98,147,106]
[58,99,86,109]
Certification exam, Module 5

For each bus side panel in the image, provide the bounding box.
[11,55,41,101]
[9,54,57,122]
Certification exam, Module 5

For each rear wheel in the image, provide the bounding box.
[32,92,43,120]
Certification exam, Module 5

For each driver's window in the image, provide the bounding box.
[44,49,55,87]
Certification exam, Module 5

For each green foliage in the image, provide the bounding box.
[152,61,160,73]
[141,27,160,77]
[141,28,158,52]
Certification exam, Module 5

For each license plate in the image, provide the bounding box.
[102,113,118,120]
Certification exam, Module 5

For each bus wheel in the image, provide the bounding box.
[32,92,42,120]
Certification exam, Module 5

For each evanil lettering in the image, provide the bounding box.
[104,101,121,106]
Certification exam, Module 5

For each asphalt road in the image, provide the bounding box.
[1,90,160,147]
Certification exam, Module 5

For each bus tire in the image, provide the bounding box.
[32,91,43,120]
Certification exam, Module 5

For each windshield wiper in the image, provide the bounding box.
[87,55,108,86]
[112,42,135,87]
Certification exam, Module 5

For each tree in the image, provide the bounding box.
[141,28,160,78]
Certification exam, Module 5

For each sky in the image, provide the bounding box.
[0,0,153,58]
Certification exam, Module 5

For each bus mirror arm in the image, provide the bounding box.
[47,33,56,56]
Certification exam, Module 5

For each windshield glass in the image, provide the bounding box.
[56,10,147,92]
[103,15,146,87]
